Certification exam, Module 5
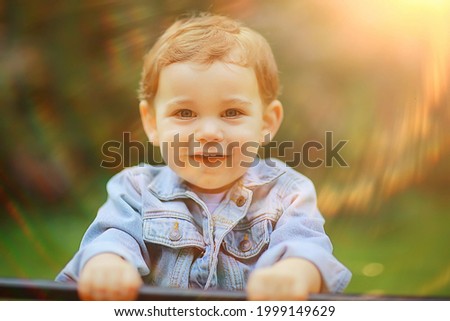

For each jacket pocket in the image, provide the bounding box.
[222,218,272,259]
[143,211,205,250]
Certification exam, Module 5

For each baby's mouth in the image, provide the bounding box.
[190,153,228,165]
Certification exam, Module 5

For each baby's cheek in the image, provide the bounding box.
[234,140,260,163]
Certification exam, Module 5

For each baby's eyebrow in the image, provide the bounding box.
[166,98,194,108]
[222,98,252,107]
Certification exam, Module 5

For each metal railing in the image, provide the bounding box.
[1,278,444,301]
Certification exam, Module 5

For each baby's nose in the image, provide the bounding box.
[195,118,224,142]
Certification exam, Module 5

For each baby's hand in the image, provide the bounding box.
[78,253,143,300]
[246,258,322,300]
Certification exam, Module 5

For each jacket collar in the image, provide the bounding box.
[147,158,286,200]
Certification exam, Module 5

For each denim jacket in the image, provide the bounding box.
[56,158,351,292]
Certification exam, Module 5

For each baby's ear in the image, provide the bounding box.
[261,100,283,145]
[139,100,159,146]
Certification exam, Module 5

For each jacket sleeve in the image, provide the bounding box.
[254,174,351,293]
[55,168,150,282]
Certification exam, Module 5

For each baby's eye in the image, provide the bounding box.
[175,109,195,119]
[223,109,242,118]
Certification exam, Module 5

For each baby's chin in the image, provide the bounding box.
[184,178,240,194]
[168,160,248,193]
[178,174,238,194]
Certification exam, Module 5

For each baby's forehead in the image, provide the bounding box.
[159,60,256,81]
[155,61,263,105]
[158,61,257,84]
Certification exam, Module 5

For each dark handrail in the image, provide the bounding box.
[0,278,446,301]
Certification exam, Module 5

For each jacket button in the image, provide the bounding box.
[235,196,246,207]
[239,239,252,252]
[169,229,181,241]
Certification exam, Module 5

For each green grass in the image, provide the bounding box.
[0,176,107,280]
[1,182,449,297]
[327,188,450,297]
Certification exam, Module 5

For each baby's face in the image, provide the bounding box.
[146,61,272,192]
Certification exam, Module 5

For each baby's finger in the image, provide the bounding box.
[78,271,103,300]
[246,269,275,300]
[89,270,112,300]
[118,270,142,300]
[78,278,93,300]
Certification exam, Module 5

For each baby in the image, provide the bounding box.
[56,12,351,300]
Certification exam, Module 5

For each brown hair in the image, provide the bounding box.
[138,12,279,105]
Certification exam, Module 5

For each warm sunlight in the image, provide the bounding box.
[315,0,450,215]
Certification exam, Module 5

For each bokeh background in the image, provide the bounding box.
[1,0,449,297]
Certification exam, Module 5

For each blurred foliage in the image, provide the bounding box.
[0,0,449,296]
